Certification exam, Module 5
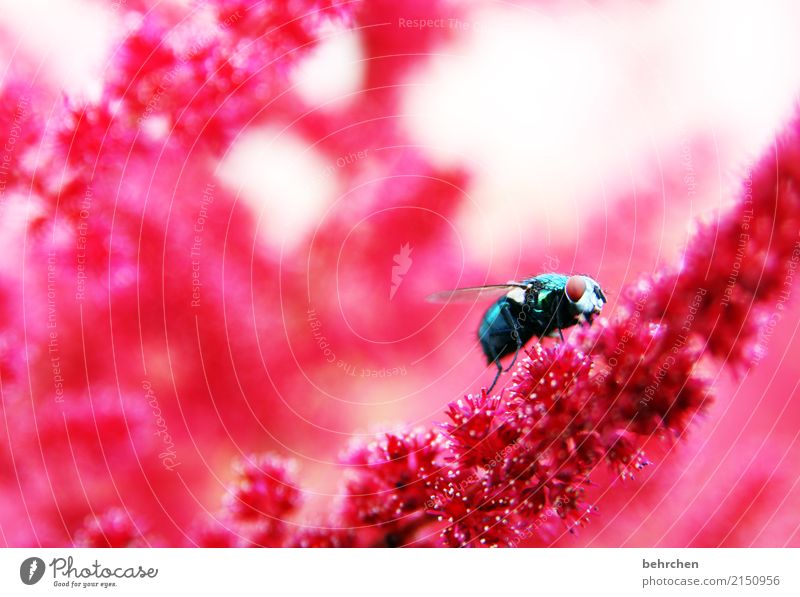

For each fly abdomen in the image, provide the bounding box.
[478,297,534,364]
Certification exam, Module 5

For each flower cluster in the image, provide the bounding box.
[326,332,694,547]
[73,508,151,548]
[636,128,800,364]
[196,454,301,548]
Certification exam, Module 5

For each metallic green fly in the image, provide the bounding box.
[428,273,607,391]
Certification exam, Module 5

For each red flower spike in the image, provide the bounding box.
[288,526,356,548]
[73,508,150,548]
[224,454,301,523]
[339,430,445,536]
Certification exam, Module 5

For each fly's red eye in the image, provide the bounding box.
[565,275,586,302]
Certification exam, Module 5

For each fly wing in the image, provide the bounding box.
[426,283,528,303]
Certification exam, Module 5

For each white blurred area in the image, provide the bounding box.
[219,27,364,250]
[403,0,800,257]
[3,0,800,254]
[0,0,114,95]
[217,126,335,248]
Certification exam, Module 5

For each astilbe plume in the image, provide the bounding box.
[629,122,800,365]
[194,454,301,548]
[339,429,444,546]
[73,508,152,548]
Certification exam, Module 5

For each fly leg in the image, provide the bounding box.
[485,303,523,392]
[487,359,503,393]
[500,303,523,373]
[555,327,570,357]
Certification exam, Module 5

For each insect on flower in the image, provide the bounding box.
[428,273,607,391]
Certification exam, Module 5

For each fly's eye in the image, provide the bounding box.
[565,275,586,303]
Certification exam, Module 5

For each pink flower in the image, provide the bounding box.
[224,454,301,522]
[74,508,150,548]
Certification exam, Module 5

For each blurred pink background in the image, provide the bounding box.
[0,0,799,546]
